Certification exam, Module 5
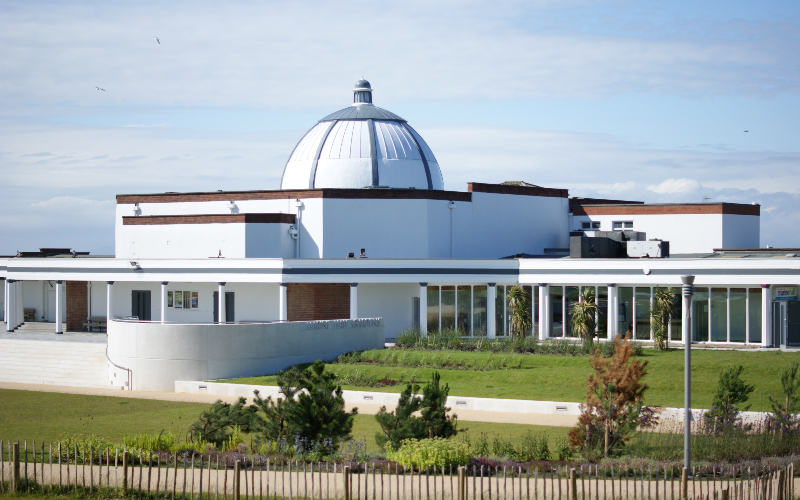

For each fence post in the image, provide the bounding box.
[11,442,20,493]
[570,468,577,500]
[344,466,351,500]
[458,466,466,500]
[778,468,786,500]
[681,468,688,500]
[122,452,128,494]
[234,460,241,500]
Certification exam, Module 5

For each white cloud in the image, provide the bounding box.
[647,178,703,195]
[30,196,112,209]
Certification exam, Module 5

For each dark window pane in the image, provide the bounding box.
[618,287,633,337]
[749,288,762,343]
[473,286,487,337]
[427,286,439,333]
[635,287,651,340]
[457,285,471,335]
[441,286,455,330]
[730,289,746,342]
[551,286,563,337]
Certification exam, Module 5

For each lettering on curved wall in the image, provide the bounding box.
[304,318,382,330]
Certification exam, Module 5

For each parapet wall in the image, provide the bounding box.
[107,318,384,391]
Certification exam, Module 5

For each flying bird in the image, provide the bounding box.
[154,37,160,44]
[95,87,105,91]
[744,130,749,132]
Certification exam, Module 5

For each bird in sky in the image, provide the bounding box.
[95,87,105,91]
[744,130,749,132]
[154,37,160,44]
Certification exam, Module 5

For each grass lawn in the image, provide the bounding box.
[0,389,568,457]
[223,348,800,411]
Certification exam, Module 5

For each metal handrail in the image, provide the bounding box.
[105,345,133,390]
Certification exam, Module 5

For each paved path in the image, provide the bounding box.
[0,381,579,427]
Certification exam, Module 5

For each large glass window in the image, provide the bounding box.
[597,286,608,338]
[473,286,487,337]
[456,286,471,335]
[441,286,456,330]
[710,288,728,342]
[693,287,709,342]
[729,289,746,342]
[520,285,533,337]
[749,288,762,343]
[669,287,682,341]
[618,287,633,337]
[427,286,439,332]
[496,286,505,337]
[635,287,651,340]
[551,286,564,337]
[565,286,580,337]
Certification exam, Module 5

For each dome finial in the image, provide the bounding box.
[353,79,372,105]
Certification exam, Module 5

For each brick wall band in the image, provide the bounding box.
[572,203,760,217]
[65,281,88,332]
[287,283,350,322]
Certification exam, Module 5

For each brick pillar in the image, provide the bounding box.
[66,281,88,332]
[287,283,350,321]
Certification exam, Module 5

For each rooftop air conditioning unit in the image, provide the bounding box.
[627,240,669,258]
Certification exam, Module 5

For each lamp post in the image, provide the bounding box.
[681,275,695,471]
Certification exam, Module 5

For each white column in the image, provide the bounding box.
[607,284,617,339]
[106,281,114,324]
[762,284,771,347]
[538,284,547,341]
[5,280,13,331]
[218,282,226,324]
[419,283,428,335]
[279,283,288,322]
[350,283,358,319]
[161,282,168,324]
[487,283,496,339]
[3,279,8,326]
[55,280,63,334]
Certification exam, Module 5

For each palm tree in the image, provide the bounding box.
[651,287,676,350]
[507,284,531,340]
[570,287,598,345]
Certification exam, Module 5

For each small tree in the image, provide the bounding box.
[568,334,659,458]
[507,284,532,340]
[251,368,302,442]
[189,397,257,447]
[570,287,598,347]
[769,361,800,435]
[251,361,356,455]
[650,287,676,350]
[374,372,458,450]
[703,365,755,434]
[287,360,357,453]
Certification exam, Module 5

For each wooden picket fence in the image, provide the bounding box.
[0,440,796,500]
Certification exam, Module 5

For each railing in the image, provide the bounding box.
[105,345,132,390]
[1,440,797,500]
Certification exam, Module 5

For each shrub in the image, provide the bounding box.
[650,287,676,351]
[703,365,755,434]
[189,397,257,447]
[386,438,471,469]
[123,431,176,453]
[56,434,115,462]
[375,372,458,450]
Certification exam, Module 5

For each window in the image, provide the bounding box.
[581,221,601,230]
[169,290,199,310]
[612,221,633,230]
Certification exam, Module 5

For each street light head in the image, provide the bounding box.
[681,275,695,285]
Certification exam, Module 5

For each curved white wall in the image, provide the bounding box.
[107,318,384,392]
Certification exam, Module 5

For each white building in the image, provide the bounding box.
[2,79,799,391]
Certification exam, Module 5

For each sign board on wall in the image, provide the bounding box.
[775,287,798,301]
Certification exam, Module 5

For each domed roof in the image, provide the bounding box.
[280,80,444,191]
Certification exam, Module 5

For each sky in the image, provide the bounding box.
[1,0,799,255]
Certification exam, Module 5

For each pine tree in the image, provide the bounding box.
[189,397,257,447]
[374,372,458,450]
[568,334,659,458]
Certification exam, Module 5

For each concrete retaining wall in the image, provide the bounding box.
[108,318,384,392]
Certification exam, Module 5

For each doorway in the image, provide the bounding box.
[213,292,235,323]
[787,301,800,347]
[131,291,152,321]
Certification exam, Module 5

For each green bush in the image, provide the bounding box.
[386,437,471,469]
[56,434,115,461]
[123,431,176,453]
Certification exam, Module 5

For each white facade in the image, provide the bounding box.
[572,207,760,254]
